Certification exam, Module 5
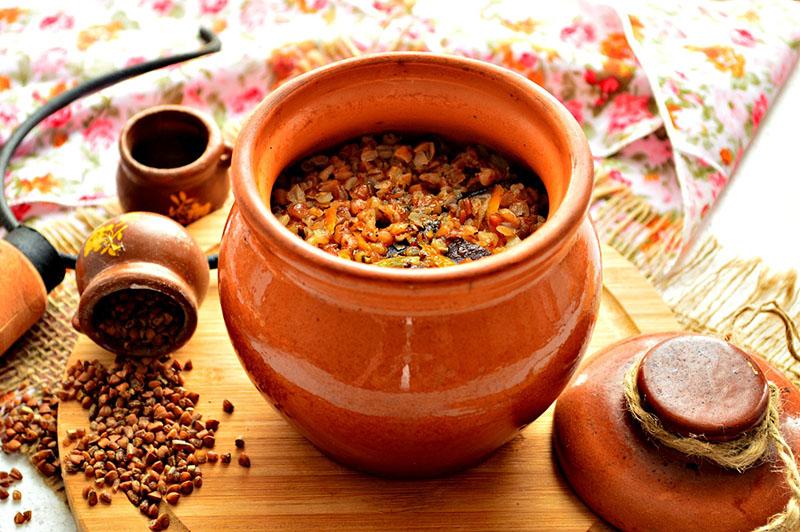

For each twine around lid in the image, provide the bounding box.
[623,301,800,531]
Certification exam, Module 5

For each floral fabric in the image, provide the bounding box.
[1,0,798,270]
[620,1,800,259]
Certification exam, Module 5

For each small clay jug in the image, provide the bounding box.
[117,105,231,225]
[73,212,209,357]
[553,333,800,532]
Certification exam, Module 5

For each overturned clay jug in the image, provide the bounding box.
[219,53,601,477]
[73,212,209,357]
[554,333,800,532]
[117,105,231,225]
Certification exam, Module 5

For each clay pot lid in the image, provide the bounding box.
[552,333,800,532]
[637,335,769,441]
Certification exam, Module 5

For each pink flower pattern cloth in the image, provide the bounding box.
[1,0,798,270]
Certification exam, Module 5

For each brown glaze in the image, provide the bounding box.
[117,105,231,225]
[0,240,46,355]
[638,335,769,441]
[74,212,209,356]
[219,53,601,477]
[553,333,800,532]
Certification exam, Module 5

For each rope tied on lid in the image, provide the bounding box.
[623,301,800,531]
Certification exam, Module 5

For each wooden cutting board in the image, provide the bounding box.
[58,205,679,531]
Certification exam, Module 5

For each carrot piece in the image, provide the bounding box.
[324,202,338,235]
[486,185,504,218]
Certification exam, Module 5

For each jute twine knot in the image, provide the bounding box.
[623,301,800,531]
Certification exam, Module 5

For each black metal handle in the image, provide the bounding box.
[0,27,222,273]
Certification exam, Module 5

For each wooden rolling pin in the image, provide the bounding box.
[0,227,65,355]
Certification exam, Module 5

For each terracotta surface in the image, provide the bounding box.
[117,105,231,225]
[74,212,209,356]
[219,53,600,477]
[0,239,46,355]
[553,332,800,532]
[638,335,770,441]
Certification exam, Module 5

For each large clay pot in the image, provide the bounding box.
[219,53,600,477]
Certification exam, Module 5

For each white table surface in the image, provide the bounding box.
[1,49,798,532]
[702,61,800,271]
[0,454,75,531]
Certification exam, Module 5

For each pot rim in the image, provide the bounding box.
[231,52,593,286]
[119,104,223,185]
[76,260,199,357]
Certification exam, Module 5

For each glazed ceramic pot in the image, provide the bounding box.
[74,212,209,357]
[553,333,800,531]
[117,105,231,225]
[219,53,600,477]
